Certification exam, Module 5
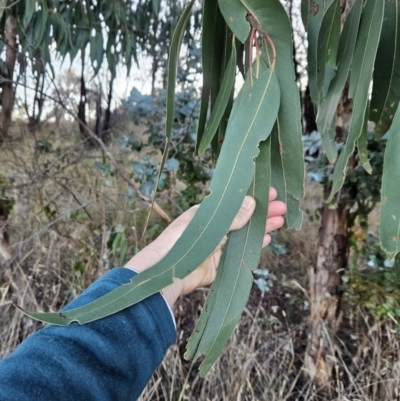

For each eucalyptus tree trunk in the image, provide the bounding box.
[305,91,353,395]
[305,188,348,394]
[0,14,17,141]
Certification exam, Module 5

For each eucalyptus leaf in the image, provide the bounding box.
[34,1,48,46]
[148,0,194,216]
[242,0,305,229]
[270,123,303,229]
[90,30,104,75]
[370,0,400,137]
[357,101,372,174]
[301,0,309,31]
[218,0,250,43]
[196,0,226,154]
[217,27,235,149]
[307,0,335,107]
[23,0,36,28]
[316,0,363,153]
[198,40,237,155]
[380,104,400,271]
[186,137,272,376]
[321,117,338,163]
[328,0,384,202]
[316,0,340,100]
[19,66,281,326]
[152,0,161,16]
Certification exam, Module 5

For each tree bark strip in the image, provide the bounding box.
[305,85,353,396]
[0,15,18,141]
[305,185,348,394]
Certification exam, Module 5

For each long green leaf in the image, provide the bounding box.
[196,0,226,153]
[184,238,229,360]
[144,0,194,230]
[218,0,250,43]
[34,0,48,46]
[301,0,309,31]
[216,28,236,150]
[23,0,36,29]
[160,0,194,174]
[185,137,272,376]
[198,40,237,155]
[90,29,104,75]
[242,0,305,229]
[184,60,272,364]
[307,0,335,107]
[270,122,303,228]
[210,18,232,159]
[328,0,384,202]
[316,0,363,148]
[370,0,400,138]
[380,104,400,273]
[316,0,340,100]
[19,67,281,326]
[357,101,372,174]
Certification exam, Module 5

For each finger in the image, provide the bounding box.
[269,187,278,201]
[265,216,285,233]
[262,234,272,248]
[229,196,256,231]
[267,200,287,217]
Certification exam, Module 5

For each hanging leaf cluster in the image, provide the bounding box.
[18,0,305,375]
[0,0,200,79]
[302,0,400,279]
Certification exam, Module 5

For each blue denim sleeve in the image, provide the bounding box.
[0,268,176,401]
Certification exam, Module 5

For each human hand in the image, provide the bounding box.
[125,188,287,307]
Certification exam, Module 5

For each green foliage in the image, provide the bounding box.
[304,130,384,217]
[316,0,363,163]
[196,0,227,153]
[380,104,400,275]
[327,0,384,201]
[122,86,212,207]
[0,0,202,93]
[344,235,400,329]
[186,137,272,375]
[307,0,337,106]
[198,39,237,155]
[370,0,400,137]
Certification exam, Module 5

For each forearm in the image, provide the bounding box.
[0,268,176,401]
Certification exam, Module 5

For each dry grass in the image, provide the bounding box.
[1,123,400,400]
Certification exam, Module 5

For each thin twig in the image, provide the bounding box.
[0,0,21,11]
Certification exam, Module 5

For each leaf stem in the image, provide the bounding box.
[249,28,256,86]
[246,13,277,71]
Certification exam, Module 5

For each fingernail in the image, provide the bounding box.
[242,197,254,210]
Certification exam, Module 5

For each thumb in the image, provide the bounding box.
[229,196,256,232]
